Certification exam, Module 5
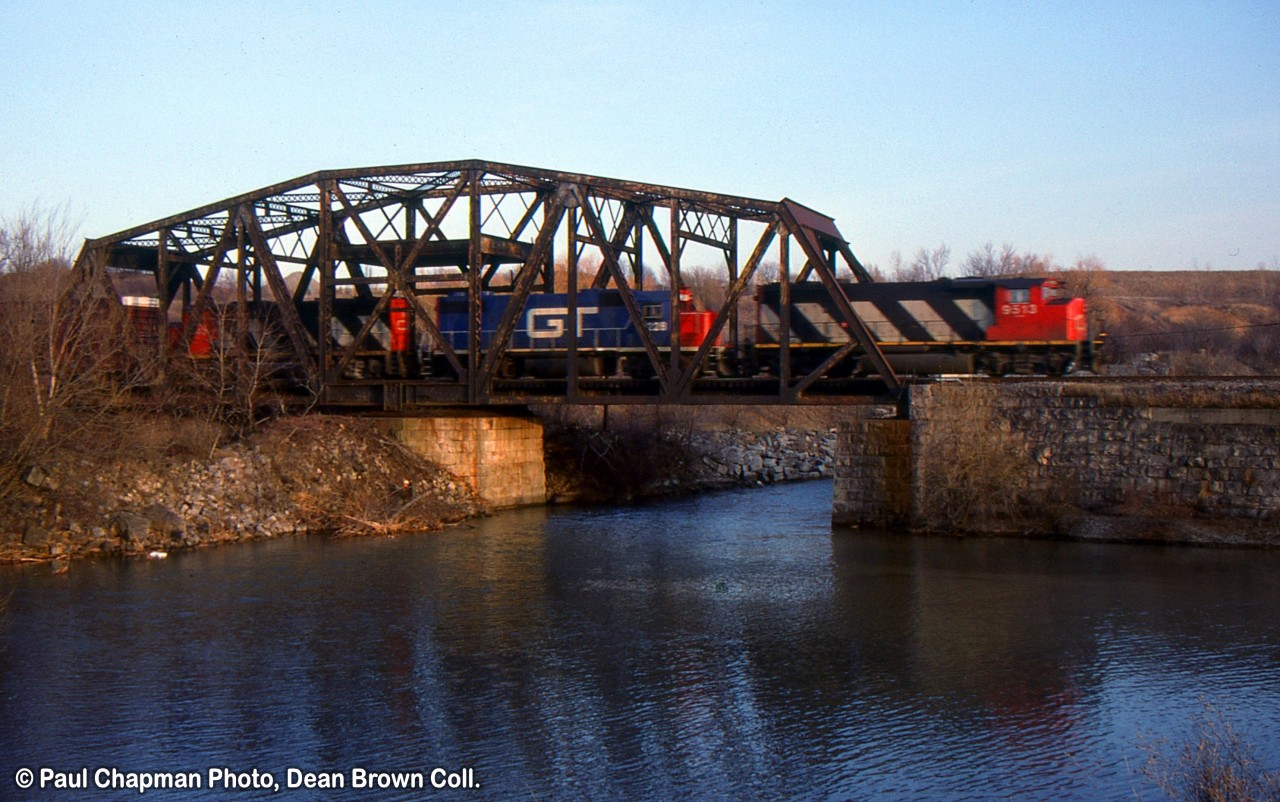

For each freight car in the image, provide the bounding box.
[755,276,1097,376]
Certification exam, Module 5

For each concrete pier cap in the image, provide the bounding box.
[381,408,546,509]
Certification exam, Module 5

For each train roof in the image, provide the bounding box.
[946,276,1054,288]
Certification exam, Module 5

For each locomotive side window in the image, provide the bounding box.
[642,304,668,333]
[1009,289,1031,304]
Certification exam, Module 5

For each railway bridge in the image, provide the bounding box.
[74,160,903,411]
[72,161,915,507]
[72,161,1134,516]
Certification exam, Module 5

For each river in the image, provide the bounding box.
[2,480,1278,800]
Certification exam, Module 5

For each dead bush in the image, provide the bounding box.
[541,406,705,502]
[1142,699,1280,802]
[1,216,158,497]
[80,412,225,462]
[1096,269,1280,375]
[915,384,1037,531]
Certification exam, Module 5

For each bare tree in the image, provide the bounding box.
[899,244,950,281]
[962,242,998,276]
[0,211,156,496]
[1018,251,1056,275]
[1061,255,1107,303]
[680,264,727,311]
[861,261,889,282]
[963,242,1028,277]
[754,260,779,285]
[11,278,143,442]
[168,304,292,456]
[886,249,906,279]
[0,202,77,275]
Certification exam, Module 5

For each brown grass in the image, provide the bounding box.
[1095,269,1280,375]
[915,384,1039,531]
[1142,699,1280,802]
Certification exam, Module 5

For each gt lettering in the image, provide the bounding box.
[526,307,600,339]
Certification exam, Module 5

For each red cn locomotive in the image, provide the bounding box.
[984,278,1088,343]
[755,276,1099,376]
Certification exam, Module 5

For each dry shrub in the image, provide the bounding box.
[263,417,477,536]
[540,406,703,502]
[1,206,168,494]
[293,482,430,536]
[1167,352,1259,377]
[97,413,225,460]
[0,264,158,497]
[1142,699,1280,802]
[1161,305,1251,330]
[916,383,1037,532]
[1095,269,1280,375]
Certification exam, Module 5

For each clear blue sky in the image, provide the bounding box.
[1,0,1276,272]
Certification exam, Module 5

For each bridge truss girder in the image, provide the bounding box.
[74,160,899,407]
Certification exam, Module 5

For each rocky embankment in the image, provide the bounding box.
[5,416,839,567]
[1,416,484,567]
[544,425,837,503]
[690,430,836,485]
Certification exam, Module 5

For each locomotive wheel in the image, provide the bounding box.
[980,354,1008,376]
[715,352,737,378]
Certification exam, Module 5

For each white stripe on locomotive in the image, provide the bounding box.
[766,295,996,344]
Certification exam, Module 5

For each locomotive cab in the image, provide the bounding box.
[677,287,720,350]
[986,279,1088,342]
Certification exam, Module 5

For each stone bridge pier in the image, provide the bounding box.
[831,415,914,528]
[833,380,1280,537]
[382,409,546,509]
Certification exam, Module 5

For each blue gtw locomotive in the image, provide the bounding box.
[436,287,720,378]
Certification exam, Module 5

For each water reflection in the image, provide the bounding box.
[1,481,1278,800]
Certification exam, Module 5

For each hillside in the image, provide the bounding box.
[1080,269,1280,375]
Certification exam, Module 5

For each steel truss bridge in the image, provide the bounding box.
[74,160,901,408]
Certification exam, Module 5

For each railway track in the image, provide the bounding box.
[963,374,1280,385]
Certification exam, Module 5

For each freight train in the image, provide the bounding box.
[140,275,1100,381]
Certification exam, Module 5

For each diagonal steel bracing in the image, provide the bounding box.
[74,160,899,408]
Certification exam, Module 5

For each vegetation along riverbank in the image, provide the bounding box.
[0,404,842,568]
[0,415,485,567]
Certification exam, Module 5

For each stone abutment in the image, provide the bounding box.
[834,380,1280,544]
[383,410,546,509]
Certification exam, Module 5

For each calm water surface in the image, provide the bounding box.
[2,480,1278,800]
